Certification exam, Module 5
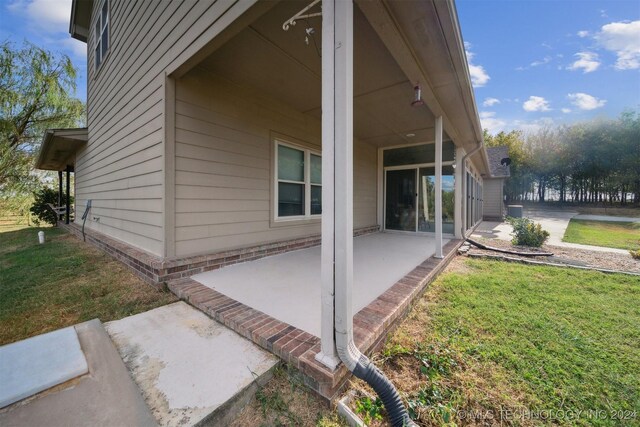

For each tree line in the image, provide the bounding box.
[484,111,640,205]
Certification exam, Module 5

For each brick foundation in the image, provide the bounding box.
[168,239,463,401]
[59,222,380,287]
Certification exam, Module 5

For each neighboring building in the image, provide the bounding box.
[36,0,493,398]
[483,145,511,220]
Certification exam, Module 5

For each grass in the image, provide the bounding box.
[0,225,177,345]
[353,258,640,426]
[563,219,640,250]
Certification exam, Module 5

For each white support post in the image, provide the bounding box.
[454,147,464,239]
[435,116,443,258]
[317,0,353,370]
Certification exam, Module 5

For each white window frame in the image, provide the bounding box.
[94,0,110,71]
[274,140,322,221]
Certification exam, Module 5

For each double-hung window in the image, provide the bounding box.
[276,141,322,219]
[94,0,109,70]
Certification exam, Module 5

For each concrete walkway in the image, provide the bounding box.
[1,303,279,427]
[106,302,278,427]
[473,208,631,255]
[573,214,640,222]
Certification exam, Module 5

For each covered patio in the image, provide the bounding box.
[35,128,87,224]
[192,233,449,337]
[169,237,460,400]
[163,0,483,403]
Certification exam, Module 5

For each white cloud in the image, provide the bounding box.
[577,30,589,38]
[567,52,601,73]
[595,20,640,70]
[561,108,572,113]
[479,111,506,134]
[59,38,86,58]
[512,117,555,134]
[8,0,72,33]
[523,96,551,112]
[464,42,490,87]
[567,93,606,110]
[530,56,552,67]
[483,97,500,107]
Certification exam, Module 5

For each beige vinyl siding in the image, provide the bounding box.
[75,0,253,256]
[174,67,378,257]
[483,178,504,218]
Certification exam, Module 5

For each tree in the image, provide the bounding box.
[0,41,85,195]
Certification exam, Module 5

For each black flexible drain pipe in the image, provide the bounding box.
[81,199,92,242]
[353,355,414,427]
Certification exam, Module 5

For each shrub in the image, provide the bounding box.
[630,249,640,260]
[506,217,549,247]
[30,187,73,226]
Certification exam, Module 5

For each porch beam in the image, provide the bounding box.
[435,116,443,258]
[355,0,460,144]
[317,0,353,370]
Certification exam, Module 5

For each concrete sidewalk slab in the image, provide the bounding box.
[473,208,630,255]
[0,327,88,408]
[106,302,278,427]
[0,319,156,427]
[574,214,640,222]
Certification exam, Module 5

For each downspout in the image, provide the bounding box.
[323,1,415,424]
[460,141,484,237]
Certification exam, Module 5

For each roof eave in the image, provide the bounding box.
[36,128,88,171]
[69,0,91,43]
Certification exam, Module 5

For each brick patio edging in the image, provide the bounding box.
[59,222,379,287]
[168,239,462,401]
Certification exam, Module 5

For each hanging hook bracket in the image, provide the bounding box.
[282,0,322,31]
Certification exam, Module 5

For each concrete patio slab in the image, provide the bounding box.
[0,319,156,427]
[192,232,446,337]
[105,302,278,427]
[0,327,88,408]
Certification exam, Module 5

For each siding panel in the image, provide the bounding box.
[174,68,378,257]
[77,0,249,256]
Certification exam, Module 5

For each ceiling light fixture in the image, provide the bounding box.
[411,84,424,107]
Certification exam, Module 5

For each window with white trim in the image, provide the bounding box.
[94,0,109,70]
[275,141,321,219]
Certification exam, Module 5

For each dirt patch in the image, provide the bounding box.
[231,365,347,427]
[444,256,476,275]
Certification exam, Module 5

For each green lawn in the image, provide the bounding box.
[361,258,640,426]
[0,226,176,346]
[563,219,640,250]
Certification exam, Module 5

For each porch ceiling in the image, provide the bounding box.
[198,1,446,147]
[35,128,87,171]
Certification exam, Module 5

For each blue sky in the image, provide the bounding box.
[1,0,638,135]
[457,0,640,133]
